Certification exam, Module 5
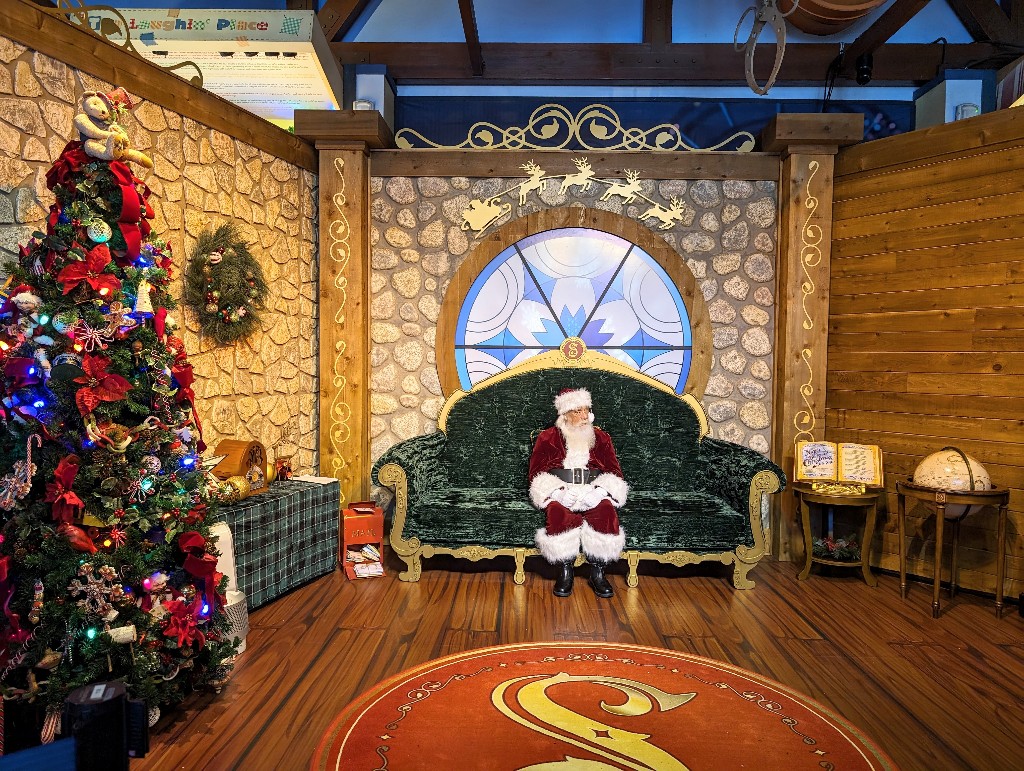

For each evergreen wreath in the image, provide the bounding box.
[183,224,268,345]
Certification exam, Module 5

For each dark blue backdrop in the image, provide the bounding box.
[395,97,911,149]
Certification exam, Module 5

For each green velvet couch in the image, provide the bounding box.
[372,355,785,588]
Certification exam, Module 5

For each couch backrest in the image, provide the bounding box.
[442,367,703,492]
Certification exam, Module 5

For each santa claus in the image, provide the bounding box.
[529,387,628,598]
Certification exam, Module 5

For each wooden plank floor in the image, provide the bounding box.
[135,557,1024,771]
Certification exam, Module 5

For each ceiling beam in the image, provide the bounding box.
[457,0,485,76]
[285,0,316,10]
[332,42,1002,86]
[946,0,1018,42]
[842,0,933,69]
[319,0,375,43]
[643,0,673,46]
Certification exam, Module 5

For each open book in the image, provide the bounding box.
[795,442,883,487]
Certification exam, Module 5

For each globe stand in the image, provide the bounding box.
[896,478,1010,618]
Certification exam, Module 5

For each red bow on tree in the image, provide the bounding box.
[3,358,42,391]
[45,141,90,191]
[72,354,132,416]
[162,596,207,649]
[178,531,224,609]
[56,244,122,298]
[44,455,85,524]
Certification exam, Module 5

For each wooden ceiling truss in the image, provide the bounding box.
[321,0,1023,87]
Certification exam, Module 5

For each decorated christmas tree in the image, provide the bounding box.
[0,87,234,736]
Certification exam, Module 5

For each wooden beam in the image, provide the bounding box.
[319,0,375,43]
[842,0,933,69]
[643,0,673,46]
[947,0,1017,42]
[285,0,316,10]
[457,0,485,77]
[332,41,1002,85]
[294,109,395,149]
[1,0,316,171]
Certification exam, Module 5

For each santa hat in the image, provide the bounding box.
[1,285,37,316]
[554,387,591,415]
[87,87,135,114]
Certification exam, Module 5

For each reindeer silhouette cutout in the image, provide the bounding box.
[640,197,687,230]
[559,157,595,194]
[599,169,643,204]
[517,161,547,204]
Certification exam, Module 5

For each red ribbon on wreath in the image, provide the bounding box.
[44,455,85,524]
[72,353,132,416]
[57,244,122,298]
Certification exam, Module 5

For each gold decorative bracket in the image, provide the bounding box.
[41,1,203,88]
[397,103,755,153]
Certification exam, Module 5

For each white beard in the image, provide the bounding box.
[556,414,595,468]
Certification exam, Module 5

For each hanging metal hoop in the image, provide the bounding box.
[735,0,799,95]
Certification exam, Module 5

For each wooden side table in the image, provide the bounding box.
[896,478,1010,618]
[793,482,880,587]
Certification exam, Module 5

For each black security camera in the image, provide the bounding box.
[855,53,873,86]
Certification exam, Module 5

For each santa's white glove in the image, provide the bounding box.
[550,485,580,509]
[577,485,609,511]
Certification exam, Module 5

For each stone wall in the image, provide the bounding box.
[0,37,319,472]
[368,172,777,465]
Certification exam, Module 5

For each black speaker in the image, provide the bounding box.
[62,681,148,770]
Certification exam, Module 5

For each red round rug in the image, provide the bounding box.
[312,642,895,770]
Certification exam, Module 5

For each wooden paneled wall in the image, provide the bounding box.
[829,108,1024,598]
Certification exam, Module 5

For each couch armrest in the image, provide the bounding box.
[371,430,449,497]
[696,437,786,513]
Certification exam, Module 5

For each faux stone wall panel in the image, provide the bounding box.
[368,173,777,463]
[0,39,319,473]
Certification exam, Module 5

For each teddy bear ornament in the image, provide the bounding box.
[73,87,153,169]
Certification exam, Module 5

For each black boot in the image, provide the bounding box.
[588,560,613,599]
[553,560,575,597]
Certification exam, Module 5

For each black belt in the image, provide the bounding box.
[551,468,595,484]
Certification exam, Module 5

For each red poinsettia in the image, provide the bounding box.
[72,353,132,416]
[162,596,207,649]
[56,244,122,297]
[44,454,85,524]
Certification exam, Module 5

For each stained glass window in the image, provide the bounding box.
[455,227,693,392]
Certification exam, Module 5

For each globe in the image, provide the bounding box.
[912,447,992,517]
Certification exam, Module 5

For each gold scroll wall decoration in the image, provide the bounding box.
[327,156,353,485]
[41,1,204,87]
[396,103,755,153]
[461,158,689,236]
[793,159,821,445]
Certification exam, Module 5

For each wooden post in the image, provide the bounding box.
[762,115,862,560]
[295,110,394,506]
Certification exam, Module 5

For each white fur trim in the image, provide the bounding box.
[592,473,628,507]
[554,388,591,415]
[536,526,582,563]
[530,471,565,509]
[581,523,625,562]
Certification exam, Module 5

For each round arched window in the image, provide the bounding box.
[454,226,695,393]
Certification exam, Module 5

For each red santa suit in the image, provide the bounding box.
[529,388,628,564]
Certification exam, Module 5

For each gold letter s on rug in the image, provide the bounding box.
[491,672,696,770]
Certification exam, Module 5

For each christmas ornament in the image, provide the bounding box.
[86,220,112,243]
[0,434,41,511]
[70,318,113,352]
[104,624,137,644]
[134,278,154,316]
[183,224,268,345]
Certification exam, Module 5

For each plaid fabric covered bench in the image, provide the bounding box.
[220,479,340,609]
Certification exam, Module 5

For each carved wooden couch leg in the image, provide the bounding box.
[626,551,640,587]
[513,548,526,584]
